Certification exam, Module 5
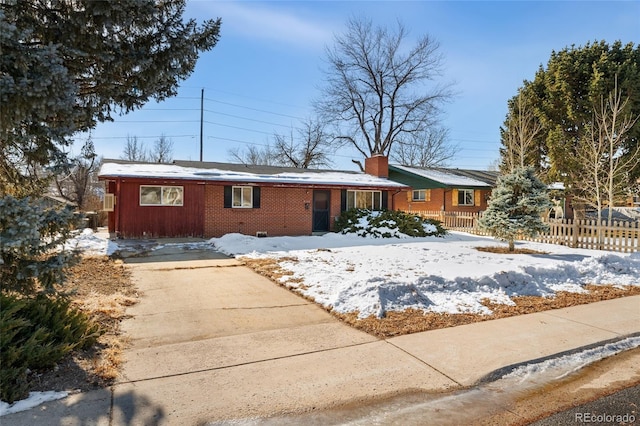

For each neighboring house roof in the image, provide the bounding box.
[42,194,77,208]
[98,159,408,189]
[548,182,565,190]
[389,165,498,188]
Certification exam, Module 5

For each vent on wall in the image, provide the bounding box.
[256,231,268,238]
[103,194,115,212]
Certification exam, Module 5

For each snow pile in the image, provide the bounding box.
[212,232,640,318]
[65,228,119,256]
[0,391,67,416]
[503,336,640,382]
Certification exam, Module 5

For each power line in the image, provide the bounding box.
[179,85,307,110]
[207,136,373,162]
[204,97,305,121]
[204,121,274,136]
[203,109,299,130]
[114,120,200,124]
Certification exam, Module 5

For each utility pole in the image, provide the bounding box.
[200,88,204,162]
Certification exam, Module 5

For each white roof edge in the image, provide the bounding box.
[98,162,408,188]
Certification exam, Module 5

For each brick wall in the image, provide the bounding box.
[204,185,344,237]
[364,155,389,178]
[393,188,491,213]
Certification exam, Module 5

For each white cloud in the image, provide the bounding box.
[200,2,335,50]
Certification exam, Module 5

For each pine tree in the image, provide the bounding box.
[1,1,221,195]
[478,167,551,252]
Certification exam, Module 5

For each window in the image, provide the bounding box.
[232,186,253,208]
[347,190,382,210]
[103,194,115,211]
[140,186,183,206]
[458,189,474,206]
[224,186,260,209]
[413,189,430,201]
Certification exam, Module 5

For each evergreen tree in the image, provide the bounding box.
[500,41,640,192]
[479,167,551,252]
[0,196,78,295]
[0,1,221,195]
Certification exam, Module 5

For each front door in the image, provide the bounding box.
[312,190,331,232]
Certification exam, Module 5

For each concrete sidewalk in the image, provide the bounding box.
[3,255,639,425]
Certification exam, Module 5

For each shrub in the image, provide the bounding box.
[0,196,80,295]
[0,294,101,403]
[335,208,446,238]
[478,167,551,252]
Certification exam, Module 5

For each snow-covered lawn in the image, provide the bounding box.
[4,228,636,417]
[67,229,639,320]
[210,232,640,319]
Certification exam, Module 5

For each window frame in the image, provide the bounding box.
[232,186,253,208]
[140,185,184,206]
[413,189,428,201]
[346,190,382,210]
[458,189,475,206]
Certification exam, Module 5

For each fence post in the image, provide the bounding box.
[571,219,579,248]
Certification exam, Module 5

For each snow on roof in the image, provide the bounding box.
[548,182,565,190]
[98,161,408,189]
[392,165,493,187]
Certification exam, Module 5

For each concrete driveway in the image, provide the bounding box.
[4,241,638,425]
[113,247,455,424]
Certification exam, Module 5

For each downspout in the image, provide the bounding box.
[391,189,403,211]
[115,179,121,239]
[443,188,451,212]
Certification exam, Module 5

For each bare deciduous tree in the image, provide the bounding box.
[574,77,640,230]
[500,88,544,172]
[54,139,101,210]
[272,119,332,168]
[228,144,276,166]
[228,119,332,169]
[121,135,148,162]
[316,17,452,170]
[150,134,174,163]
[390,127,458,167]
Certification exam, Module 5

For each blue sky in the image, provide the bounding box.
[80,1,640,171]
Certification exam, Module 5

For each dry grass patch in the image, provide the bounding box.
[486,284,640,318]
[240,256,640,340]
[338,284,640,339]
[475,246,549,255]
[30,256,138,393]
[336,310,488,338]
[240,256,300,283]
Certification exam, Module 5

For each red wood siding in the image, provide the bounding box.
[114,181,204,238]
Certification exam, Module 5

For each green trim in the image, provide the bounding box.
[388,167,447,189]
[388,165,491,189]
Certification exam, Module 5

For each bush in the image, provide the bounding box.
[0,293,101,403]
[0,196,80,295]
[335,209,446,238]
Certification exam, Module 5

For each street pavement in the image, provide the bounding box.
[3,245,639,425]
[530,384,639,426]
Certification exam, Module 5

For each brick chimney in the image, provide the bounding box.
[364,154,388,178]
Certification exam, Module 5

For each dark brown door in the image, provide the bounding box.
[312,190,331,232]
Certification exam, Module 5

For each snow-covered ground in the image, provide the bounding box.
[3,228,638,416]
[65,228,120,256]
[0,391,67,416]
[211,232,640,318]
[66,228,639,319]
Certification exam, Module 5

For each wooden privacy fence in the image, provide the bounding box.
[411,210,640,253]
